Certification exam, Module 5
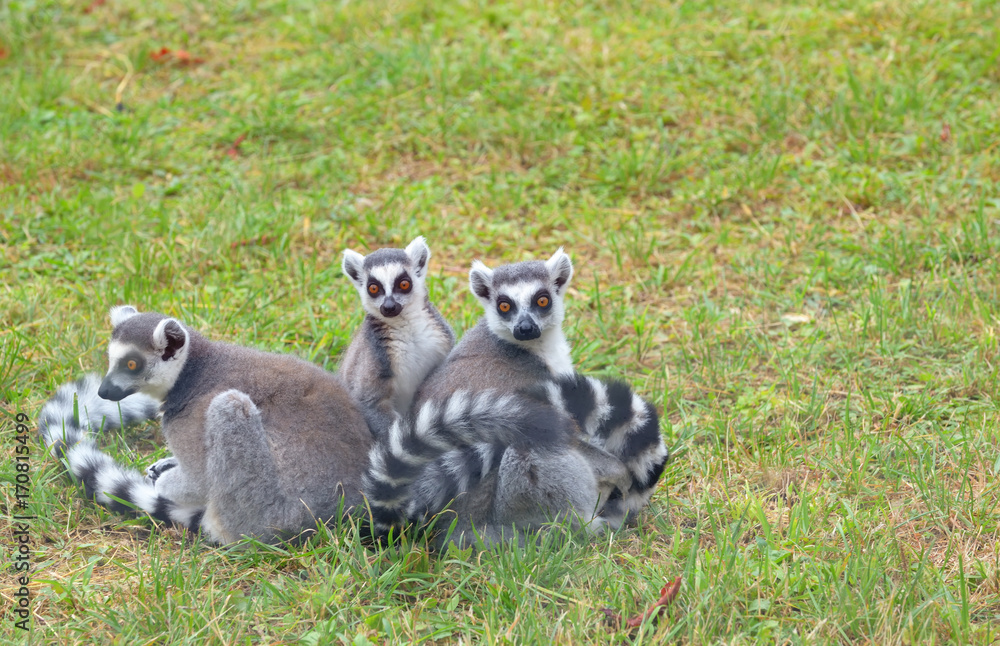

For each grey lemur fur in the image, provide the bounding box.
[403,249,668,547]
[39,306,557,544]
[338,236,455,438]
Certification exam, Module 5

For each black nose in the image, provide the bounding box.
[380,299,402,318]
[513,319,541,341]
[98,378,134,402]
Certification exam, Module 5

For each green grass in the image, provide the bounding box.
[3,0,1000,642]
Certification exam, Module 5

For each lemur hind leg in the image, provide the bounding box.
[571,441,633,530]
[440,445,627,551]
[493,446,611,534]
[200,390,302,544]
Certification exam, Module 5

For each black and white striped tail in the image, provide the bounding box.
[404,441,507,523]
[38,374,159,458]
[541,374,669,515]
[38,374,202,531]
[362,390,573,534]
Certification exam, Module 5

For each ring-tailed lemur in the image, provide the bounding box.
[459,249,669,519]
[395,249,669,546]
[338,236,455,438]
[39,305,375,544]
[39,306,559,545]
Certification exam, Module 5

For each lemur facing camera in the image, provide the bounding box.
[39,306,550,545]
[338,236,455,438]
[367,249,670,547]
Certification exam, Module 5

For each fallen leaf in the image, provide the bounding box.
[173,49,205,65]
[231,235,274,249]
[601,576,682,631]
[940,122,951,142]
[150,47,205,66]
[224,133,247,159]
[84,0,107,13]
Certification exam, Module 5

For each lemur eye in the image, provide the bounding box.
[127,360,137,371]
[399,279,411,292]
[368,283,380,295]
[537,296,549,308]
[498,301,511,313]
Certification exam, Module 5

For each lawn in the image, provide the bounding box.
[2,0,1000,643]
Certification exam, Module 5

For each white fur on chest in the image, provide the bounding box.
[484,319,575,377]
[532,329,574,377]
[387,312,451,412]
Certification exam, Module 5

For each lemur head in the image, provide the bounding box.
[98,305,191,402]
[342,236,431,322]
[470,248,573,343]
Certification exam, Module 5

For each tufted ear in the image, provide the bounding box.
[109,305,139,328]
[469,260,494,304]
[545,248,573,294]
[405,236,430,278]
[342,249,366,286]
[152,318,188,361]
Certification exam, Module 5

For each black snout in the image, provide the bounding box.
[513,318,541,341]
[380,297,402,318]
[98,377,135,402]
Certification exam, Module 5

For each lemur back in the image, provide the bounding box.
[339,236,455,437]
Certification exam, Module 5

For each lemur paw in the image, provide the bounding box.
[145,456,178,483]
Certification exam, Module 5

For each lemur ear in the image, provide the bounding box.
[109,305,139,328]
[405,236,430,278]
[153,319,188,361]
[469,260,494,302]
[545,248,573,294]
[342,249,365,286]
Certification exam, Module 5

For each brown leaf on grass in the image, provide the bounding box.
[84,0,107,13]
[600,576,682,631]
[0,46,8,59]
[150,47,205,66]
[940,122,951,142]
[230,234,274,249]
[224,133,247,159]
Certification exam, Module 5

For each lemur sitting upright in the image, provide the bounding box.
[39,306,553,545]
[459,249,669,520]
[338,236,455,438]
[376,249,669,547]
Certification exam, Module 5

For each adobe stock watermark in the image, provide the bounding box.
[10,412,34,633]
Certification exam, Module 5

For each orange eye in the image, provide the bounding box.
[498,302,511,313]
[399,280,411,291]
[127,360,137,371]
[368,284,379,295]
[537,296,549,308]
